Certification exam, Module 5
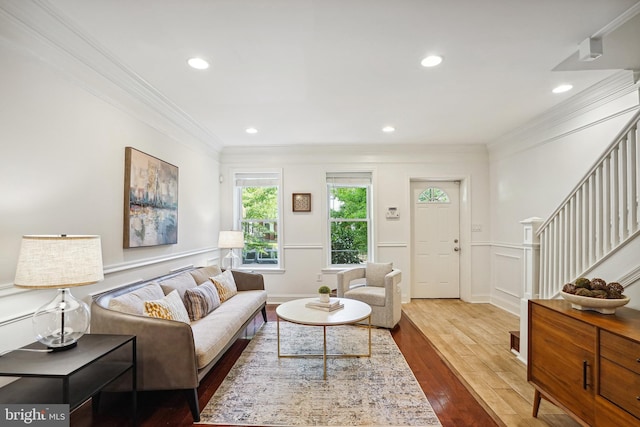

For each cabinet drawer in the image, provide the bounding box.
[600,358,640,419]
[601,330,640,375]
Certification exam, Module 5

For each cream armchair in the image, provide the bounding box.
[336,263,402,328]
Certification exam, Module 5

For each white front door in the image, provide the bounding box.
[411,181,460,298]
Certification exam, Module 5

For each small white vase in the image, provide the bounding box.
[318,293,330,303]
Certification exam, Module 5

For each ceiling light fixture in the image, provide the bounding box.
[421,55,443,67]
[552,84,573,94]
[382,126,395,133]
[245,127,258,134]
[187,57,210,70]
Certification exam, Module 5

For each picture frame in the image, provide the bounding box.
[292,193,311,212]
[124,147,179,248]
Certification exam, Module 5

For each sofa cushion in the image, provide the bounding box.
[366,262,393,287]
[184,281,221,321]
[143,290,191,323]
[210,270,238,302]
[190,265,223,286]
[190,290,267,368]
[159,272,198,300]
[108,282,165,315]
[345,286,386,307]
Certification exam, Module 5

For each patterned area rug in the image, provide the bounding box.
[199,321,442,426]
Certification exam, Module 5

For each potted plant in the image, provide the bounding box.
[318,285,331,303]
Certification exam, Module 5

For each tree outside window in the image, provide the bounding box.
[235,173,280,266]
[327,172,371,265]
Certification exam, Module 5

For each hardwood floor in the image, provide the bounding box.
[72,303,496,426]
[403,299,581,427]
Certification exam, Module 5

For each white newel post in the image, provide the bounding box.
[518,217,544,364]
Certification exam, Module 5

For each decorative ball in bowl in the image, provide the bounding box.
[560,277,629,314]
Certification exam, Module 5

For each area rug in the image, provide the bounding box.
[198,321,442,426]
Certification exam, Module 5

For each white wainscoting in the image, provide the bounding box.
[491,244,524,315]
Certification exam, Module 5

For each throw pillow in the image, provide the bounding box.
[143,290,190,323]
[183,281,221,321]
[366,262,393,287]
[108,282,165,315]
[190,265,223,286]
[158,272,198,301]
[210,270,238,302]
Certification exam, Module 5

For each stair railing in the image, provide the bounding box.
[536,110,640,298]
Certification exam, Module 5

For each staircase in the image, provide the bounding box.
[536,110,640,298]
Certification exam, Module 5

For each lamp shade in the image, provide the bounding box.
[218,231,244,249]
[14,235,104,289]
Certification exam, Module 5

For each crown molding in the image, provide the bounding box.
[488,70,639,157]
[0,0,223,154]
[593,2,640,38]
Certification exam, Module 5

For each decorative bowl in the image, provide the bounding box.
[560,291,630,314]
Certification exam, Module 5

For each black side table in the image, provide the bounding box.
[0,334,136,423]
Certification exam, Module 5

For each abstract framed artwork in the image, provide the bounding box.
[292,193,311,212]
[124,147,178,248]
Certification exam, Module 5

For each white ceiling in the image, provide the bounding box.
[42,0,640,148]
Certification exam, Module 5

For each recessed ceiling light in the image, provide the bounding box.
[245,127,258,134]
[187,57,209,70]
[552,84,573,94]
[421,55,443,67]
[382,126,395,133]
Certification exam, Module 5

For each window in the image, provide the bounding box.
[234,172,280,267]
[418,187,450,203]
[327,172,372,266]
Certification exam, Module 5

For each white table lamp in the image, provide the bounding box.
[218,231,244,270]
[14,235,104,351]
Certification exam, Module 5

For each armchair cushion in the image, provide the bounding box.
[345,286,385,307]
[366,262,393,287]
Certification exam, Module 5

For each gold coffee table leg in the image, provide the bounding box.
[277,316,281,357]
[323,325,327,380]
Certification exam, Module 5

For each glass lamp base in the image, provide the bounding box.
[222,249,241,270]
[32,288,90,351]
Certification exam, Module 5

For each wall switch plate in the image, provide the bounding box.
[316,273,323,282]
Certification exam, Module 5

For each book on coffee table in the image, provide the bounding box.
[305,302,344,312]
[306,298,341,308]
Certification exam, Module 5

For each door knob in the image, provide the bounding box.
[454,247,460,252]
[454,239,459,243]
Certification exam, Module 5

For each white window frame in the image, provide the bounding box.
[233,171,283,270]
[326,172,373,267]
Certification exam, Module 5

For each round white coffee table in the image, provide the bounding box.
[275,297,372,379]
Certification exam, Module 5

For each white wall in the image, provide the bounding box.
[0,19,221,353]
[488,71,640,314]
[220,144,492,304]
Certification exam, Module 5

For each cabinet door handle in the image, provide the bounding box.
[583,360,588,390]
[636,358,640,363]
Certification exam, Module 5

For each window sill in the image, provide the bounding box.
[236,267,285,275]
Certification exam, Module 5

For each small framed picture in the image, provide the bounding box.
[292,193,311,212]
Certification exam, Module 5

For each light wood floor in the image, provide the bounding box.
[403,299,581,427]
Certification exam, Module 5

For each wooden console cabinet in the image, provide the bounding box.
[528,299,640,426]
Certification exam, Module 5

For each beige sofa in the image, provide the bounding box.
[91,266,267,421]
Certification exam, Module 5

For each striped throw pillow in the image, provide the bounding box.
[184,280,221,321]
